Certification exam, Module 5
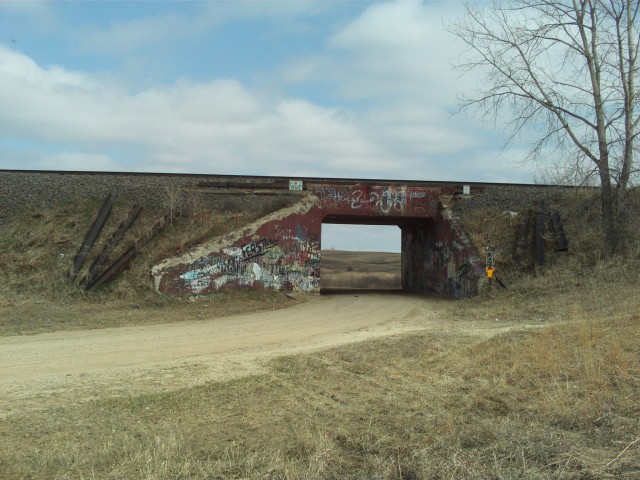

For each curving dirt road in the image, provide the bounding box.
[0,294,463,415]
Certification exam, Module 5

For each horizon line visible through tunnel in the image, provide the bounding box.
[320,224,401,292]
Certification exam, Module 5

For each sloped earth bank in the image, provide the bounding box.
[0,294,516,416]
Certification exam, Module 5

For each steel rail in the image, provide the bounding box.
[0,168,579,189]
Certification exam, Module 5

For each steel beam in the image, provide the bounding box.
[535,200,546,266]
[68,194,115,283]
[80,205,142,288]
[550,210,569,251]
[86,213,168,291]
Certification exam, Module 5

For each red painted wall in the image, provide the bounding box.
[154,202,323,294]
[311,184,440,218]
[152,185,485,297]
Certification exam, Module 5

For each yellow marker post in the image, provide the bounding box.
[486,267,494,278]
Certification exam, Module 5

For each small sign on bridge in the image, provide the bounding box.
[289,180,303,191]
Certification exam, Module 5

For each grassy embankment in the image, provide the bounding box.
[0,196,306,335]
[0,190,639,478]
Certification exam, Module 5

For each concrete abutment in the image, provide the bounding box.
[152,183,486,297]
[0,170,575,297]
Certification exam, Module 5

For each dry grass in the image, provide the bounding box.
[1,191,640,478]
[321,271,401,289]
[320,250,401,290]
[0,197,302,335]
[1,273,638,479]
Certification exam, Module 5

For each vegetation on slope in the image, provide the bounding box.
[1,273,638,479]
[0,188,638,478]
[0,195,303,335]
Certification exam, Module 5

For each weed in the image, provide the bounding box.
[1,190,639,478]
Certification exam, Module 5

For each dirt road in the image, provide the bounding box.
[0,294,461,414]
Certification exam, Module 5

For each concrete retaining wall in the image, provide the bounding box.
[152,195,322,294]
[152,183,492,297]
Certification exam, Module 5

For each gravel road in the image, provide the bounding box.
[0,294,454,415]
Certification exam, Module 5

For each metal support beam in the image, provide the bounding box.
[513,208,532,262]
[550,210,569,251]
[86,213,168,291]
[80,205,142,288]
[68,194,115,283]
[535,200,546,266]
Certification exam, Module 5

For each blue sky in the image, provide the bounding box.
[0,0,538,252]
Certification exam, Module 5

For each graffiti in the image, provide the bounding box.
[368,189,407,213]
[241,238,277,261]
[350,189,367,209]
[316,186,427,214]
[314,187,349,203]
[297,239,320,254]
[451,240,465,252]
[447,260,471,298]
[177,234,321,295]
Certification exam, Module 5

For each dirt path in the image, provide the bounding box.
[0,294,488,415]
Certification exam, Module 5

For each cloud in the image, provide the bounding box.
[75,2,332,59]
[80,13,194,56]
[0,0,530,184]
[0,45,392,177]
[283,1,472,106]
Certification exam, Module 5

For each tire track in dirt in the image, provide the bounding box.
[0,294,461,415]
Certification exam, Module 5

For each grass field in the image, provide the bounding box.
[320,250,401,290]
[1,272,638,479]
[1,193,639,478]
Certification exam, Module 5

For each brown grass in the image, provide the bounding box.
[1,191,640,478]
[1,274,638,479]
[0,197,302,335]
[320,250,401,289]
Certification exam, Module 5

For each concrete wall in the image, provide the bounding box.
[312,183,485,296]
[152,196,323,294]
[402,209,484,297]
[152,182,491,297]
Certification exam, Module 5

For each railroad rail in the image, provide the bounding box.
[0,168,572,190]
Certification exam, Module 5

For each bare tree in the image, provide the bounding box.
[449,0,639,254]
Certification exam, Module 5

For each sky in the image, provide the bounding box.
[0,0,538,252]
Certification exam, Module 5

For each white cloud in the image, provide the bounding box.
[0,0,531,185]
[0,45,392,177]
[283,1,472,106]
[272,0,501,180]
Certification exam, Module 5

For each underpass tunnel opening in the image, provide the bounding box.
[319,215,436,293]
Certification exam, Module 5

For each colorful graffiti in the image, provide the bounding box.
[314,185,438,216]
[153,184,484,297]
[177,236,320,294]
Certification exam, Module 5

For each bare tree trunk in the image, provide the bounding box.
[450,0,639,256]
